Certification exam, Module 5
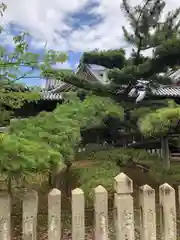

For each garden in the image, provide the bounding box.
[1,0,180,238]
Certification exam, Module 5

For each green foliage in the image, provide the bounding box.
[42,69,112,95]
[111,0,180,81]
[121,0,180,50]
[0,31,67,82]
[0,89,40,109]
[73,161,120,200]
[0,133,63,178]
[74,148,163,199]
[130,107,153,123]
[0,4,68,128]
[81,49,126,69]
[0,108,12,126]
[8,95,123,168]
[108,37,180,82]
[42,68,126,101]
[76,147,159,165]
[130,99,170,123]
[0,4,67,114]
[75,147,180,192]
[138,107,180,136]
[0,80,40,126]
[154,37,180,68]
[0,3,71,180]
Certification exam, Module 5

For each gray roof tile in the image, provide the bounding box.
[40,64,180,100]
[40,92,62,100]
[40,86,180,101]
[152,86,180,97]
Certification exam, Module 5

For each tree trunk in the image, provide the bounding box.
[65,162,72,196]
[161,136,170,170]
[52,167,60,189]
[48,168,59,188]
[7,177,12,194]
[48,171,53,187]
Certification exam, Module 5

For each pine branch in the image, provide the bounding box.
[42,69,121,97]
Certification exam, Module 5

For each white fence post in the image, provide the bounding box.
[114,172,135,240]
[48,188,61,240]
[72,188,85,240]
[159,183,176,240]
[139,184,156,240]
[0,192,11,240]
[94,185,108,240]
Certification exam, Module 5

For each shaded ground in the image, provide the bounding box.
[72,160,96,168]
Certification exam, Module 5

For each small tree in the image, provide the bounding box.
[8,95,124,190]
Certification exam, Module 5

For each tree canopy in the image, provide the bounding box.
[0,95,123,180]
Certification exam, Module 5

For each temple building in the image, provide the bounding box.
[14,63,180,117]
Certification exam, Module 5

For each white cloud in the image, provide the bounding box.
[0,29,14,46]
[1,0,180,54]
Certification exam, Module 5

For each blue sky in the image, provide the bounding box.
[1,0,179,86]
[16,51,82,87]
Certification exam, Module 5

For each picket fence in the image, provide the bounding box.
[0,172,178,240]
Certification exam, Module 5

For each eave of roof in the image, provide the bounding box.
[41,64,180,100]
[151,86,180,97]
[40,91,63,100]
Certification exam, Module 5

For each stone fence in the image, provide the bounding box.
[0,172,178,239]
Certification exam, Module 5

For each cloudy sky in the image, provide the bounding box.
[1,0,180,86]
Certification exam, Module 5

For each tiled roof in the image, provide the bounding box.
[40,91,63,100]
[40,86,180,101]
[167,69,180,83]
[152,86,180,97]
[40,64,180,100]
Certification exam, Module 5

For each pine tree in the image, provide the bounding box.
[43,0,180,93]
[42,0,180,170]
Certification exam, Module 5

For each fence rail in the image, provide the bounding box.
[0,172,179,239]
